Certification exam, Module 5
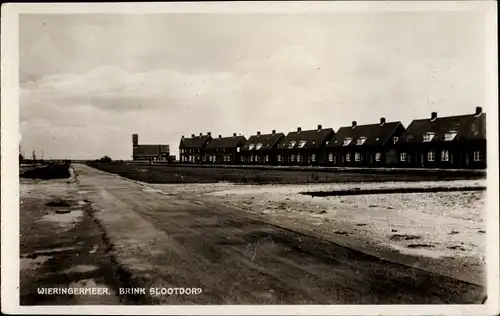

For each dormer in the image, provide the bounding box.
[298,140,307,148]
[444,131,457,141]
[356,137,367,145]
[343,137,352,146]
[422,132,435,142]
[288,141,297,148]
[255,143,263,150]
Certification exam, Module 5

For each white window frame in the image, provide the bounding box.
[248,144,255,150]
[277,154,282,162]
[291,154,296,162]
[444,132,457,141]
[343,138,352,146]
[265,155,269,162]
[346,153,351,162]
[328,153,333,162]
[298,140,307,148]
[311,153,316,162]
[297,155,302,162]
[355,152,361,162]
[288,141,297,149]
[375,152,381,162]
[400,152,407,162]
[256,143,263,150]
[428,151,435,162]
[474,151,481,162]
[441,150,449,162]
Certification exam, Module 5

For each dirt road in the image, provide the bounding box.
[50,163,483,305]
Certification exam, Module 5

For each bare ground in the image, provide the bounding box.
[18,164,486,304]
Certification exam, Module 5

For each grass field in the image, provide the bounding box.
[86,162,486,184]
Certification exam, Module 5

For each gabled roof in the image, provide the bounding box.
[133,144,169,156]
[241,132,285,152]
[277,127,335,150]
[179,135,211,148]
[328,121,403,148]
[399,112,486,144]
[206,135,247,149]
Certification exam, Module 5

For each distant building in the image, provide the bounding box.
[179,133,212,163]
[132,134,170,161]
[275,125,335,166]
[396,107,486,169]
[240,130,285,165]
[326,118,406,167]
[205,133,247,164]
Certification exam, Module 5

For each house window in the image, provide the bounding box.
[256,143,263,150]
[423,132,435,142]
[237,147,240,152]
[288,141,297,149]
[346,153,351,162]
[393,137,399,144]
[256,156,260,163]
[441,150,449,162]
[298,140,307,148]
[297,155,302,162]
[291,154,296,162]
[375,152,381,162]
[248,144,255,150]
[241,156,244,162]
[265,155,269,162]
[400,152,407,162]
[311,153,316,162]
[444,132,457,141]
[428,151,435,162]
[474,151,482,161]
[328,153,333,162]
[250,155,254,162]
[355,152,361,162]
[277,154,282,162]
[356,137,367,145]
[343,138,352,146]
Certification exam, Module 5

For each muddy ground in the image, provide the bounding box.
[86,162,485,184]
[18,164,487,305]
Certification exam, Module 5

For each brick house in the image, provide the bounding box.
[132,134,170,161]
[204,133,247,164]
[396,107,486,169]
[179,133,212,164]
[240,130,285,165]
[325,118,406,167]
[275,125,335,166]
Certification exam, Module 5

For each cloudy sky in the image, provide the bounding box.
[19,10,487,159]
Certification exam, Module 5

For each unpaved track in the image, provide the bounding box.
[71,164,485,304]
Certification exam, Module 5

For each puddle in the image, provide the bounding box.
[20,255,52,270]
[390,244,443,259]
[62,264,99,274]
[39,210,84,229]
[77,191,90,195]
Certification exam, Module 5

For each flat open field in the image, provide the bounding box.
[86,162,485,184]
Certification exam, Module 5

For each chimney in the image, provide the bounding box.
[181,135,184,139]
[352,121,357,128]
[132,134,138,146]
[317,124,322,130]
[218,134,222,139]
[380,117,386,125]
[257,131,261,136]
[207,132,211,137]
[475,106,483,116]
[191,134,195,138]
[200,133,202,136]
[297,127,302,132]
[272,129,276,134]
[431,112,437,120]
[233,133,237,137]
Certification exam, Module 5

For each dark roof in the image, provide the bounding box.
[205,135,246,149]
[328,121,403,148]
[241,132,285,152]
[399,113,486,144]
[277,127,335,150]
[179,135,211,148]
[133,144,169,156]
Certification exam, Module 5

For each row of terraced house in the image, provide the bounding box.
[178,107,487,169]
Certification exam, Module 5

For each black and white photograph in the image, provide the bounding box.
[1,1,498,315]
